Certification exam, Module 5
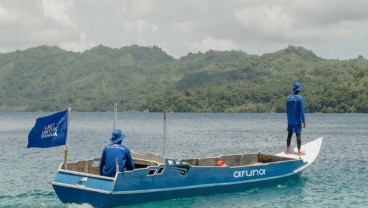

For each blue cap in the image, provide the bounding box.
[111,129,125,144]
[293,82,302,92]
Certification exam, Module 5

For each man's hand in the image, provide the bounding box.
[303,123,306,128]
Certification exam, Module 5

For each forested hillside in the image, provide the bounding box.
[0,45,367,112]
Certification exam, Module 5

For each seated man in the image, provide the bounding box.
[99,129,135,177]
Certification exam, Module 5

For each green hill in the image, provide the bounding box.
[0,45,367,112]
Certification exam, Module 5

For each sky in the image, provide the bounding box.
[0,0,367,59]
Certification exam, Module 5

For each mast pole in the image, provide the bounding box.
[113,103,117,131]
[162,110,167,157]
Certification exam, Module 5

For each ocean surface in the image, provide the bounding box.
[0,112,367,208]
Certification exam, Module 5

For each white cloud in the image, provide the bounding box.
[0,3,14,23]
[1,0,368,59]
[128,0,154,18]
[39,0,96,52]
[59,33,95,52]
[173,21,198,33]
[136,20,158,33]
[42,0,74,27]
[191,37,239,53]
[235,5,292,33]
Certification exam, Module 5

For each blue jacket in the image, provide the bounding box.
[100,143,135,177]
[286,93,305,125]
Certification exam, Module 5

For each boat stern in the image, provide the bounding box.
[52,164,116,207]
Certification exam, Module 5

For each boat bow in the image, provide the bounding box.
[276,137,324,172]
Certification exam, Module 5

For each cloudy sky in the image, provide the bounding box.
[1,0,367,59]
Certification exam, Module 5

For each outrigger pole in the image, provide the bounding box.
[63,107,71,170]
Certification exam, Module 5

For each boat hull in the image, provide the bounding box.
[53,171,301,207]
[53,159,304,207]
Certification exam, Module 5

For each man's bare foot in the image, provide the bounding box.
[286,147,290,154]
[298,149,305,156]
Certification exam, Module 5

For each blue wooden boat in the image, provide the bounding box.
[52,137,323,207]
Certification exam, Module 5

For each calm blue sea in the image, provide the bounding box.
[0,112,367,208]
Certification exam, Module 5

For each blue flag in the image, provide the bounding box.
[27,110,69,148]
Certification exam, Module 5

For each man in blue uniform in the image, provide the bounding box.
[286,82,306,156]
[100,129,135,177]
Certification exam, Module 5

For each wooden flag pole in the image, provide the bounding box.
[63,108,71,170]
[64,146,68,170]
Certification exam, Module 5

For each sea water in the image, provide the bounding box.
[0,112,367,208]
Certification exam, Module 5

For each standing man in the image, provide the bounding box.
[286,82,306,156]
[100,129,135,177]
